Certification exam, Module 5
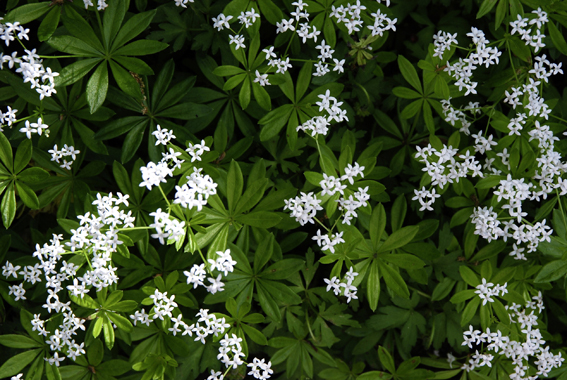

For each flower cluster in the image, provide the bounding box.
[213,0,397,80]
[312,230,345,254]
[82,0,108,11]
[0,106,17,131]
[48,144,80,170]
[433,30,458,58]
[324,267,359,303]
[474,278,508,306]
[173,167,218,211]
[148,208,185,245]
[296,90,349,137]
[0,22,59,100]
[413,143,483,194]
[1,192,134,365]
[284,192,323,226]
[184,249,236,294]
[150,289,178,320]
[173,0,194,8]
[509,8,548,53]
[18,117,49,139]
[152,124,176,146]
[442,27,502,96]
[248,357,274,380]
[461,294,563,378]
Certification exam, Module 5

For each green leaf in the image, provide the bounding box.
[86,62,109,113]
[4,3,50,24]
[112,9,158,51]
[367,260,380,312]
[378,226,419,253]
[534,260,567,283]
[235,178,268,215]
[109,60,142,99]
[254,233,274,272]
[1,182,16,229]
[253,82,271,111]
[392,86,421,99]
[257,282,281,321]
[241,324,268,345]
[88,339,104,366]
[38,6,61,42]
[121,122,146,163]
[95,116,145,140]
[380,263,409,298]
[477,0,498,18]
[358,372,392,380]
[236,211,282,228]
[114,40,169,56]
[432,277,456,302]
[55,58,101,87]
[107,312,134,332]
[0,348,42,378]
[257,0,284,24]
[471,240,507,262]
[260,259,304,280]
[378,346,396,373]
[296,61,313,101]
[495,0,508,29]
[398,55,422,93]
[62,5,104,52]
[548,22,567,55]
[239,76,251,109]
[370,204,386,250]
[16,181,39,209]
[0,132,13,171]
[103,0,129,48]
[423,102,435,134]
[113,55,154,75]
[14,138,31,174]
[382,254,425,270]
[259,104,294,141]
[213,65,246,76]
[47,35,102,56]
[459,266,480,287]
[0,334,43,349]
[461,297,480,326]
[102,314,116,350]
[227,160,243,213]
[70,293,99,309]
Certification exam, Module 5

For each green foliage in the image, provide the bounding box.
[1,0,567,380]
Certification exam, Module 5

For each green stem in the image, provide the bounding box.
[187,228,214,276]
[556,189,567,231]
[39,55,89,59]
[157,184,171,207]
[306,314,317,342]
[506,41,520,84]
[117,226,153,232]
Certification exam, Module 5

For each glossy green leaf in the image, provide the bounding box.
[1,182,16,229]
[86,62,109,113]
[398,55,422,93]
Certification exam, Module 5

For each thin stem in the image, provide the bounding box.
[306,314,317,341]
[187,228,214,276]
[39,55,90,59]
[117,226,153,232]
[157,184,171,207]
[556,189,567,231]
[507,40,520,84]
[409,286,431,299]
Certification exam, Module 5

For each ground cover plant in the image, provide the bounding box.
[0,0,567,379]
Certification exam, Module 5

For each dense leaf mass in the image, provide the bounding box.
[0,0,567,380]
